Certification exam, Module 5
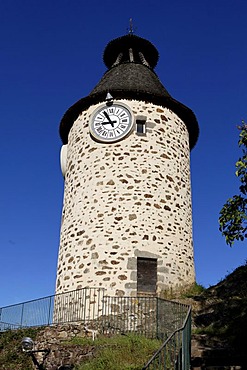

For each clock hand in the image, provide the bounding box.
[102,121,117,126]
[103,111,115,127]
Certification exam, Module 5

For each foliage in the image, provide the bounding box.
[219,122,247,246]
[193,324,228,337]
[0,327,41,370]
[193,263,247,355]
[160,283,205,300]
[181,283,205,298]
[74,334,162,370]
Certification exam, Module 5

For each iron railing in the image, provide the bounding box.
[0,288,191,370]
[0,289,191,369]
[142,306,192,370]
[99,296,189,340]
[0,289,189,339]
[0,288,104,330]
[53,287,105,325]
[0,295,55,329]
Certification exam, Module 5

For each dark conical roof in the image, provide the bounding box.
[103,34,159,69]
[90,63,171,97]
[60,34,199,149]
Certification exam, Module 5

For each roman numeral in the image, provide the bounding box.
[96,114,104,121]
[115,128,122,136]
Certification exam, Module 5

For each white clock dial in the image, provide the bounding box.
[89,103,133,142]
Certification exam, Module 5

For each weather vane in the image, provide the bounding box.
[127,18,136,34]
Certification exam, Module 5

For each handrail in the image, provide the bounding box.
[0,295,53,309]
[142,306,191,370]
[0,288,191,368]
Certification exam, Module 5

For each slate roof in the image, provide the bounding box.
[59,34,199,149]
[90,63,170,97]
[103,34,159,69]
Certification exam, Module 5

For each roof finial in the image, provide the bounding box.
[105,92,113,105]
[128,18,134,34]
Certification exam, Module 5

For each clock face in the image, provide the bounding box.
[89,103,133,142]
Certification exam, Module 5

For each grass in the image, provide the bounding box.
[160,282,206,300]
[0,327,41,370]
[0,329,161,370]
[193,325,228,337]
[70,334,162,370]
[181,283,205,298]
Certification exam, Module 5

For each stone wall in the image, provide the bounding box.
[56,99,195,296]
[33,324,95,370]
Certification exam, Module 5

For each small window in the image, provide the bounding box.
[136,115,147,135]
[137,257,157,294]
[137,121,146,134]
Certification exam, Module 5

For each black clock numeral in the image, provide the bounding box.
[115,128,122,136]
[121,118,128,123]
[102,131,107,137]
[96,114,104,121]
[96,126,104,133]
[109,131,114,138]
[120,112,127,118]
[120,124,127,130]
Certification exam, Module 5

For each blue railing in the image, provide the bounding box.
[0,288,191,370]
[0,295,56,329]
[0,288,103,330]
[0,289,190,338]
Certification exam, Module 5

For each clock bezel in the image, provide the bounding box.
[89,101,134,143]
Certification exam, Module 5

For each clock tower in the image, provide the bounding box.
[56,33,199,297]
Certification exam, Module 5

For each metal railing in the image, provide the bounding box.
[53,287,105,325]
[0,289,191,368]
[142,306,191,370]
[0,289,189,338]
[0,295,55,330]
[0,288,104,331]
[98,296,189,340]
[0,288,191,370]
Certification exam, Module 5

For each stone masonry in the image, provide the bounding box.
[56,98,195,296]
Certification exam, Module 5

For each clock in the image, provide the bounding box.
[60,144,67,177]
[89,102,134,142]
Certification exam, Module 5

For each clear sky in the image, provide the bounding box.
[0,0,246,307]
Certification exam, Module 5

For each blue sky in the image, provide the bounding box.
[0,0,246,307]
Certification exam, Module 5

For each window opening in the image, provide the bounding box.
[136,115,147,135]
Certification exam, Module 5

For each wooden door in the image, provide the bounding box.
[137,257,157,294]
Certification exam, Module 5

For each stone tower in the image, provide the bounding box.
[56,33,199,297]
